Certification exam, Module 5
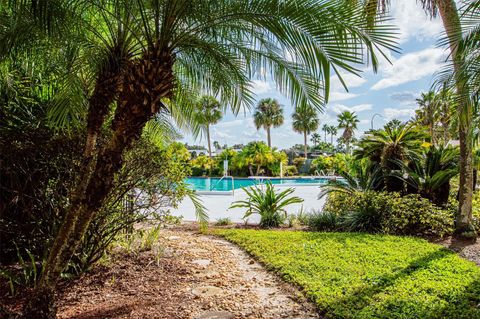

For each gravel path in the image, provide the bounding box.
[56,229,319,319]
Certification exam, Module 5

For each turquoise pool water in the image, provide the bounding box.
[185,177,330,192]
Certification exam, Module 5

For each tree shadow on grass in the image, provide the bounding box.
[318,248,480,318]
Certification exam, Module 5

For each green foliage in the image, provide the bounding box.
[216,229,480,319]
[292,157,306,169]
[215,218,232,226]
[323,191,454,237]
[283,165,298,177]
[230,182,303,228]
[254,98,284,131]
[473,191,480,230]
[311,153,353,174]
[306,211,339,231]
[190,155,217,176]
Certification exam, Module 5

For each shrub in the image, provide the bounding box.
[230,182,303,228]
[215,217,232,226]
[283,165,298,177]
[307,211,339,231]
[292,157,306,169]
[323,191,454,237]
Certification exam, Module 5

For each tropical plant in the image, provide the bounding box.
[236,141,274,176]
[327,125,338,145]
[195,96,223,157]
[319,160,383,198]
[3,0,399,314]
[311,133,322,149]
[253,98,284,148]
[355,123,427,192]
[322,124,329,143]
[394,145,459,206]
[415,91,437,144]
[230,182,303,228]
[337,111,359,153]
[292,105,320,158]
[366,0,477,238]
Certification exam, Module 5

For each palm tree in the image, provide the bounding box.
[5,1,399,315]
[195,96,223,158]
[415,91,437,145]
[253,98,284,148]
[311,133,321,149]
[364,0,477,238]
[292,105,320,158]
[322,124,329,143]
[337,111,359,154]
[355,123,428,192]
[328,125,338,145]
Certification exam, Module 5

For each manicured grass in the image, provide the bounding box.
[215,229,480,319]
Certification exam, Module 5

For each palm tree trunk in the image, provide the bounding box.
[324,130,327,143]
[267,126,271,148]
[207,125,212,158]
[304,131,308,159]
[438,0,476,238]
[23,47,176,317]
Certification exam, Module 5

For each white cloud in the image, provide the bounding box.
[390,0,443,44]
[329,91,358,102]
[331,103,373,114]
[383,107,416,120]
[328,72,367,102]
[251,80,271,94]
[371,47,446,90]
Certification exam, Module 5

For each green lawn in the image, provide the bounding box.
[215,229,480,319]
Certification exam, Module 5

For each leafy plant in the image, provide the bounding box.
[307,211,340,231]
[215,217,232,226]
[230,182,303,228]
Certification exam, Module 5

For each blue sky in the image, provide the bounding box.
[181,0,448,149]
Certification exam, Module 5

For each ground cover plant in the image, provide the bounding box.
[216,229,480,319]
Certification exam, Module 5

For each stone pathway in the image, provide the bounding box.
[162,229,319,319]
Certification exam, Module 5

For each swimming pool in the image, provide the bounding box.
[185,177,333,192]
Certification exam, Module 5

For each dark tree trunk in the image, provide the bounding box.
[207,125,212,158]
[23,47,175,318]
[304,131,308,159]
[267,126,271,148]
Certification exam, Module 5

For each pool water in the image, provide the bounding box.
[185,177,330,192]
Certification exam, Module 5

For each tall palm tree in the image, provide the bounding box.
[292,105,320,158]
[415,91,437,145]
[355,123,428,192]
[253,98,284,147]
[4,1,399,315]
[337,111,359,154]
[364,0,477,238]
[195,96,223,158]
[311,133,321,149]
[328,125,338,145]
[322,124,329,143]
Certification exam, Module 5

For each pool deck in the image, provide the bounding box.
[171,184,326,224]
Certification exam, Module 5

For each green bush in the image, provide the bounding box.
[307,211,339,231]
[323,191,454,237]
[283,165,298,176]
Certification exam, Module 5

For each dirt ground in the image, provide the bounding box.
[6,228,318,319]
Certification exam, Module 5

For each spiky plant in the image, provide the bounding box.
[230,182,303,228]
